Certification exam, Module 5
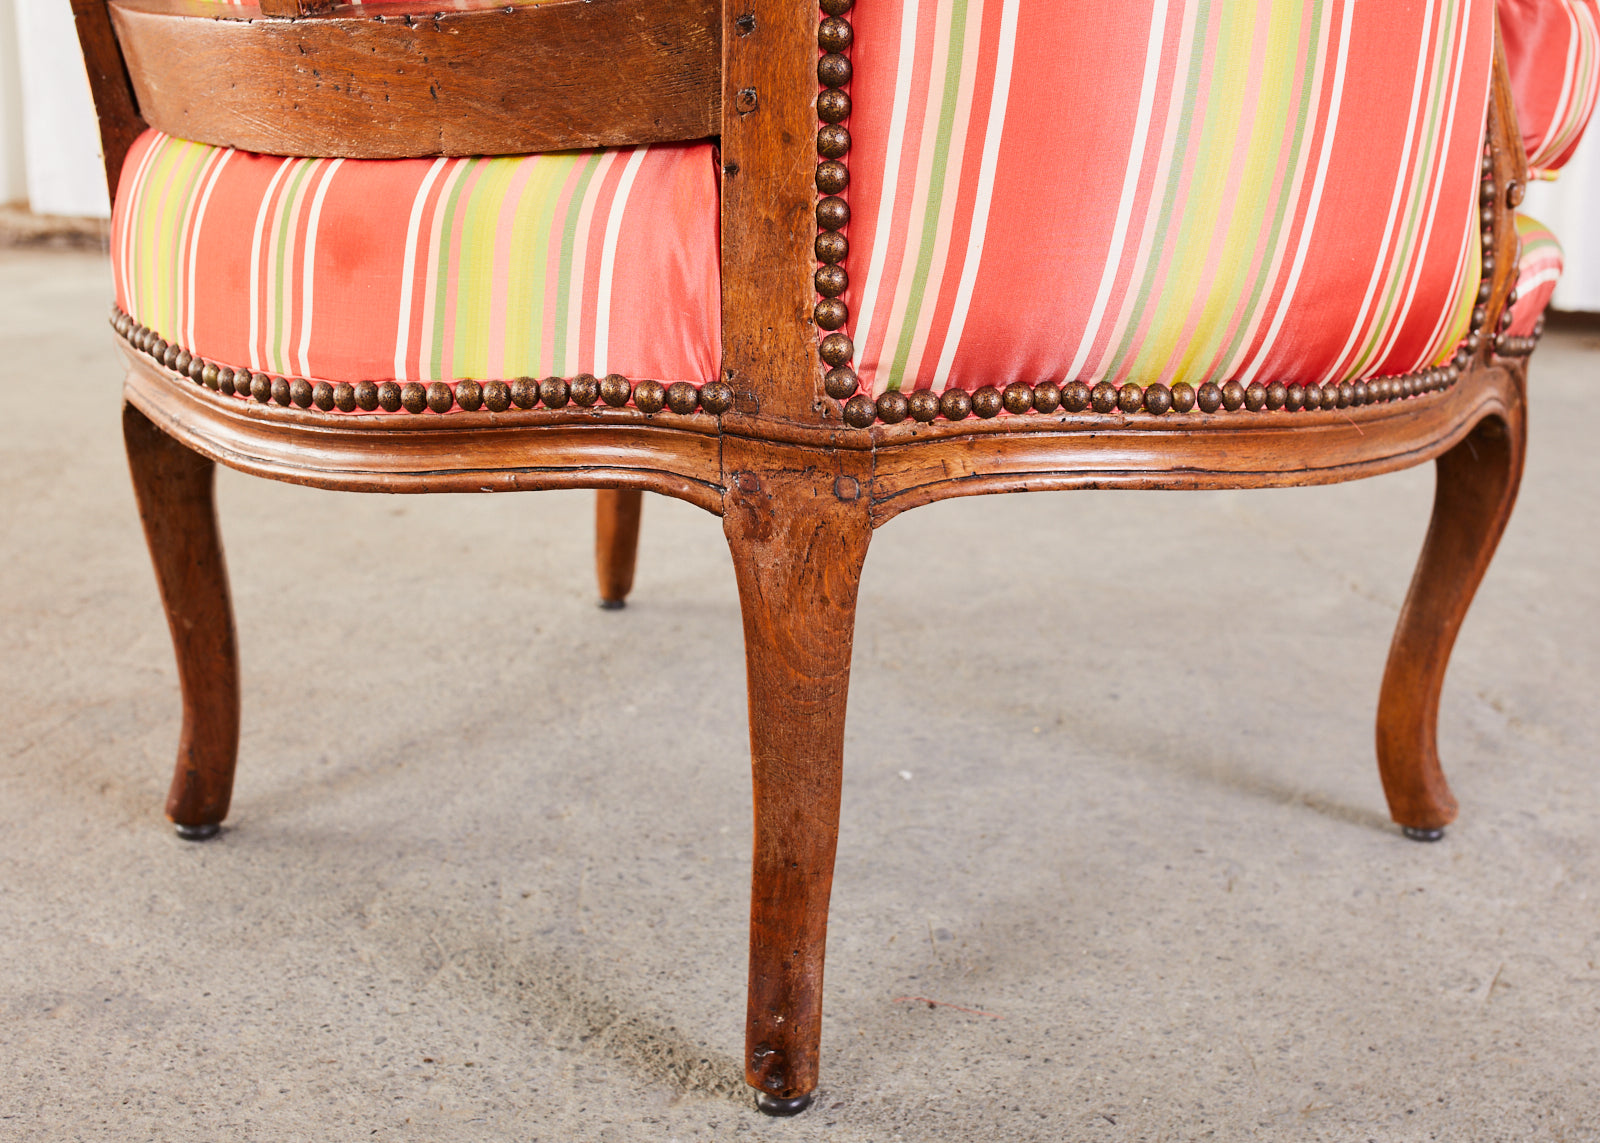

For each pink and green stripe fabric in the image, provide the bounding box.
[1507,213,1562,336]
[110,131,720,392]
[1498,0,1600,176]
[840,0,1493,399]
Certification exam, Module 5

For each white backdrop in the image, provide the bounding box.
[0,0,108,218]
[0,0,1594,309]
[11,0,109,218]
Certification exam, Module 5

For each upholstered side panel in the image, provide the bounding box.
[1498,0,1600,175]
[1508,212,1562,336]
[110,131,721,394]
[840,0,1493,399]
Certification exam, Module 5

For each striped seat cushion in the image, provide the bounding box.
[840,0,1493,400]
[1498,0,1600,176]
[110,131,721,407]
[1508,213,1562,337]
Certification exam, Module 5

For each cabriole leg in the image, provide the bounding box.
[724,451,872,1115]
[1377,405,1526,840]
[123,403,240,840]
[595,489,643,609]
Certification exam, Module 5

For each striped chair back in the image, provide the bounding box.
[841,0,1495,398]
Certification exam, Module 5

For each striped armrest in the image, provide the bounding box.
[1508,214,1563,338]
[1498,0,1600,176]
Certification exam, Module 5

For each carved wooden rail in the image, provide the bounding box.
[106,0,721,159]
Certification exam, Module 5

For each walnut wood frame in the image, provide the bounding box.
[73,0,1537,1113]
[107,0,721,159]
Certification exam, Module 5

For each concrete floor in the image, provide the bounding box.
[2,248,1598,1142]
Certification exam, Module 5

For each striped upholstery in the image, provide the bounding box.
[1498,0,1600,176]
[841,0,1493,399]
[110,131,721,401]
[1508,213,1563,336]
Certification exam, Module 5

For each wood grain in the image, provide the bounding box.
[109,0,720,158]
[258,0,337,16]
[719,0,825,424]
[723,439,872,1103]
[124,402,241,830]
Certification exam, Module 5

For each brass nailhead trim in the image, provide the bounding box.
[1495,314,1543,358]
[109,307,726,419]
[848,363,1465,424]
[816,0,861,414]
[1479,144,1539,360]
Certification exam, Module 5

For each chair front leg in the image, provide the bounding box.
[594,489,644,608]
[124,403,240,840]
[1377,402,1526,839]
[723,451,872,1115]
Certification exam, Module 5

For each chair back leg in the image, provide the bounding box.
[594,489,644,608]
[124,403,240,838]
[1377,398,1527,836]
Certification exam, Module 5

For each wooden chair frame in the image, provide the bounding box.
[74,0,1535,1113]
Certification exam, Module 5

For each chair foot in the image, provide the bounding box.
[756,1092,813,1117]
[597,597,627,611]
[1402,825,1445,843]
[174,822,221,842]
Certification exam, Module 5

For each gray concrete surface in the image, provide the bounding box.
[2,248,1599,1142]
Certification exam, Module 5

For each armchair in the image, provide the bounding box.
[72,0,1597,1115]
